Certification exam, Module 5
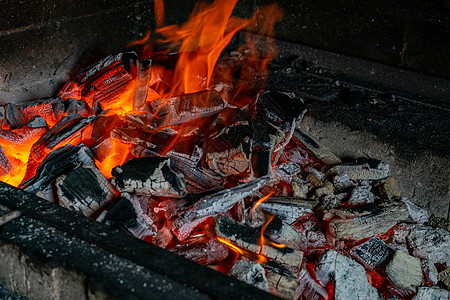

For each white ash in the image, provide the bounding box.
[298,263,328,299]
[273,162,302,183]
[230,260,269,292]
[291,180,309,198]
[406,225,450,265]
[332,174,357,192]
[347,182,375,206]
[314,249,380,300]
[401,198,429,224]
[328,161,390,180]
[412,287,450,300]
[385,250,423,291]
[421,259,439,285]
[350,236,392,269]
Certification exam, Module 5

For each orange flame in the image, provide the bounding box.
[251,190,276,214]
[260,215,286,253]
[154,0,165,28]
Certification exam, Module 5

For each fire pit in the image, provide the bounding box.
[0,0,449,299]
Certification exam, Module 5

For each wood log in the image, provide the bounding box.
[257,197,317,224]
[327,158,390,180]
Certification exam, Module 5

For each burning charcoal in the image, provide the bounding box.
[230,260,269,292]
[171,177,269,241]
[412,287,450,300]
[154,225,173,249]
[264,216,303,250]
[298,263,328,300]
[273,162,302,183]
[401,198,429,224]
[350,236,393,269]
[19,144,95,194]
[205,121,252,177]
[258,197,317,224]
[375,176,401,200]
[56,164,116,217]
[58,82,81,100]
[385,250,424,291]
[165,145,223,192]
[4,103,26,129]
[111,157,187,197]
[77,52,139,109]
[291,180,309,199]
[327,158,390,180]
[293,129,341,165]
[332,174,357,192]
[315,181,334,198]
[265,269,300,300]
[0,144,14,176]
[406,225,450,265]
[347,182,375,206]
[305,169,325,188]
[171,237,229,265]
[64,98,92,117]
[133,59,151,112]
[438,267,450,290]
[215,216,303,275]
[103,193,157,239]
[421,259,439,285]
[276,141,311,168]
[145,90,230,128]
[314,249,380,300]
[0,116,48,146]
[18,97,65,127]
[328,201,409,240]
[23,114,94,182]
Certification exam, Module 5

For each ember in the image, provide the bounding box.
[0,0,449,299]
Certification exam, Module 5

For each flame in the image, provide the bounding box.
[251,190,276,214]
[216,237,244,255]
[259,214,286,254]
[154,0,164,28]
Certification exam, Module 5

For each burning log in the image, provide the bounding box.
[4,103,26,129]
[102,193,157,239]
[262,217,304,250]
[170,176,269,240]
[257,197,317,224]
[111,157,187,197]
[385,250,424,291]
[314,249,380,299]
[327,158,390,180]
[350,236,393,270]
[64,98,92,117]
[326,201,409,240]
[230,260,269,292]
[0,116,48,146]
[23,114,95,182]
[19,144,96,194]
[169,235,229,265]
[55,164,116,217]
[77,52,139,110]
[298,262,328,300]
[18,97,65,127]
[293,129,341,166]
[215,216,303,275]
[0,145,14,176]
[265,269,301,300]
[133,59,152,112]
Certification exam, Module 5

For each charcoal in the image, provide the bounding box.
[0,144,14,176]
[4,103,26,129]
[171,177,269,240]
[0,116,48,146]
[332,174,357,192]
[273,162,302,183]
[230,260,269,292]
[56,164,116,217]
[23,114,95,182]
[265,269,300,300]
[111,157,187,197]
[263,217,303,250]
[328,201,409,240]
[347,182,375,206]
[171,238,229,265]
[20,144,95,193]
[153,225,173,249]
[133,59,152,112]
[291,180,309,198]
[293,130,341,165]
[165,145,223,192]
[412,287,450,300]
[205,122,252,176]
[375,176,401,200]
[103,193,157,239]
[328,159,390,180]
[406,225,450,265]
[401,198,429,224]
[386,250,424,291]
[315,181,334,198]
[146,90,229,128]
[112,126,178,152]
[258,197,317,224]
[64,98,92,117]
[298,263,328,300]
[350,236,392,269]
[215,216,303,274]
[18,97,65,127]
[58,82,81,100]
[314,249,380,300]
[438,267,450,290]
[77,52,139,109]
[421,259,438,285]
[0,210,22,227]
[305,169,325,188]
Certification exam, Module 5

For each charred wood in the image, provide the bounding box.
[4,103,26,129]
[133,59,152,112]
[257,197,317,224]
[230,260,269,292]
[0,144,14,176]
[349,236,393,270]
[327,158,390,180]
[18,97,65,127]
[293,130,341,166]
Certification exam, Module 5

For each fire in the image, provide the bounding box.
[251,190,276,214]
